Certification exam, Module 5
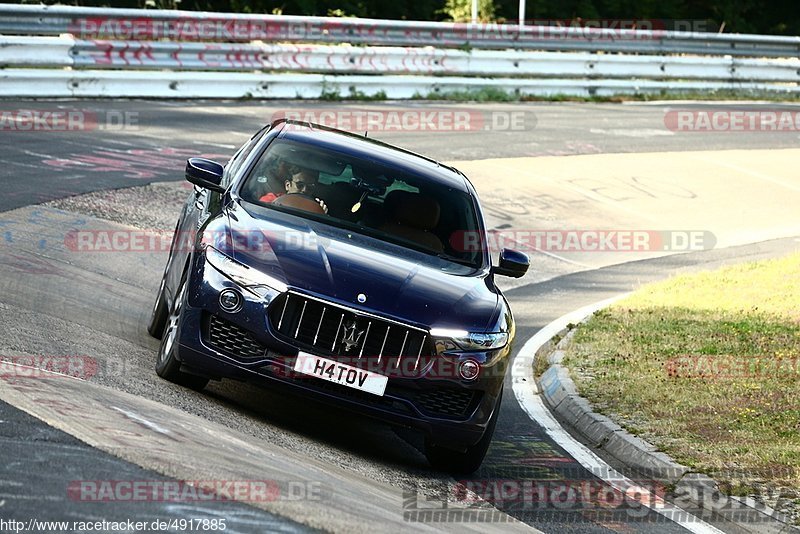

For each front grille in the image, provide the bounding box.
[206,315,268,359]
[415,389,479,418]
[268,292,432,376]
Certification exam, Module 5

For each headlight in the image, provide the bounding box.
[205,246,287,294]
[430,328,509,352]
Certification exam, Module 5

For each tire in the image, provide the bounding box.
[148,220,181,339]
[155,273,209,391]
[147,275,169,339]
[424,387,502,474]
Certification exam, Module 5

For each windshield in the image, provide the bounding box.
[238,139,484,270]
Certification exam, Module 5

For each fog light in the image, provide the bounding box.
[219,289,242,313]
[459,359,480,381]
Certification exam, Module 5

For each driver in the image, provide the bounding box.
[259,168,328,213]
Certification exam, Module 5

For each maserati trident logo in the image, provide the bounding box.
[341,321,365,352]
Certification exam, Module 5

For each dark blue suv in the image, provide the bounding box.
[148,119,528,473]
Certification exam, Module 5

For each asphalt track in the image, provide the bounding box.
[0,399,310,533]
[1,100,799,533]
[3,99,800,211]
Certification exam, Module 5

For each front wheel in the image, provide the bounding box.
[155,274,209,391]
[424,388,502,474]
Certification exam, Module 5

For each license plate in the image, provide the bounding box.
[293,352,388,396]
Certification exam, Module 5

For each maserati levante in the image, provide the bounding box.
[148,119,529,473]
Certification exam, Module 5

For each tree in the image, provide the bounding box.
[439,0,497,22]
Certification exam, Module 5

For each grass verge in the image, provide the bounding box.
[561,252,800,506]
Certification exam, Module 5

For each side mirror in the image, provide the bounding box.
[186,158,225,193]
[493,248,529,278]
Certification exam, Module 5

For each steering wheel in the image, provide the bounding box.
[272,193,326,214]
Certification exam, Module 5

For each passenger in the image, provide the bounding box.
[248,155,294,200]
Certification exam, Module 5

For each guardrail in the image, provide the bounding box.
[3,4,800,57]
[4,69,794,99]
[3,36,799,82]
[1,5,799,99]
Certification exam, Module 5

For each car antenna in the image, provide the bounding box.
[364,130,368,138]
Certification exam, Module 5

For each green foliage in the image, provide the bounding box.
[318,81,341,100]
[196,0,445,20]
[318,83,387,101]
[142,0,182,9]
[417,86,517,101]
[346,87,388,100]
[57,0,800,36]
[438,0,496,22]
[326,8,353,17]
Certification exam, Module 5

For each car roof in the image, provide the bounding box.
[273,120,472,193]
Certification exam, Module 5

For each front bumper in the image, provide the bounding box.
[175,250,508,450]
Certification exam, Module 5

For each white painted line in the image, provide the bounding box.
[0,494,60,502]
[192,140,238,149]
[111,406,172,436]
[0,361,86,382]
[511,296,725,534]
[589,128,675,137]
[22,150,59,160]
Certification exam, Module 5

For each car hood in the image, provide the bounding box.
[224,201,499,332]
